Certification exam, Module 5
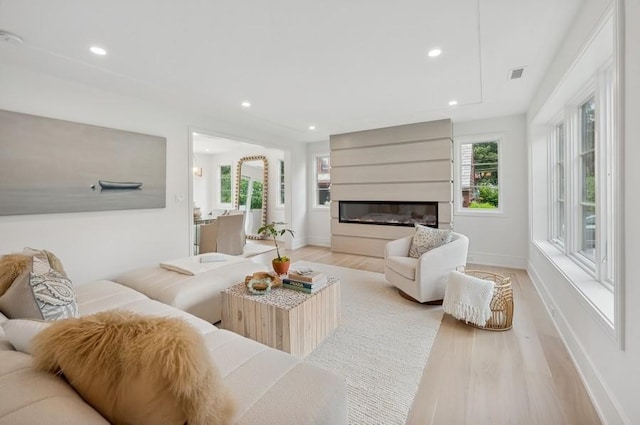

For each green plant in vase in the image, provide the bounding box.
[257,221,295,275]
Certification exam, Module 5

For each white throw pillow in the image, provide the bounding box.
[1,319,51,354]
[408,224,452,258]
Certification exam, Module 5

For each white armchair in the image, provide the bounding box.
[384,232,469,303]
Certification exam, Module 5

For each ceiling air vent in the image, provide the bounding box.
[509,67,525,80]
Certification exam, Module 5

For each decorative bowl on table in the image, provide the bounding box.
[244,272,282,295]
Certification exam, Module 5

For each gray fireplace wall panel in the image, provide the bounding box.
[329,119,453,257]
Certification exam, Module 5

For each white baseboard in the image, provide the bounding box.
[467,251,527,269]
[307,236,331,247]
[290,237,309,250]
[527,261,628,425]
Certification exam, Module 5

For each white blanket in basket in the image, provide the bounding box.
[443,270,495,327]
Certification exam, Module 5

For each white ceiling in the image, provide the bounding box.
[0,0,583,143]
[192,133,267,155]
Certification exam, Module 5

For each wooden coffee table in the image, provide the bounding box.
[220,279,340,357]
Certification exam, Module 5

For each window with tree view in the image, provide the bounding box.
[460,140,499,210]
[279,160,285,206]
[239,176,263,210]
[580,97,596,260]
[220,165,232,204]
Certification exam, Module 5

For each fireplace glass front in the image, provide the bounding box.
[338,201,438,228]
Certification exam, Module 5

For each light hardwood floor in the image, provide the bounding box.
[252,245,602,425]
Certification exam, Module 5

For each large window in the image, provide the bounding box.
[548,67,614,288]
[457,137,501,212]
[535,11,619,337]
[315,156,330,207]
[219,165,232,204]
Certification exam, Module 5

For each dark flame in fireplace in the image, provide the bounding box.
[338,201,438,228]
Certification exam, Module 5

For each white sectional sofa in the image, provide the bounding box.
[113,255,266,324]
[0,279,348,425]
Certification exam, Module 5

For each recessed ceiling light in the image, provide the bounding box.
[90,46,107,56]
[448,100,458,106]
[241,101,251,108]
[427,48,442,58]
[308,125,316,131]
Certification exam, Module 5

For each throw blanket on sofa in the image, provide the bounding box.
[443,271,495,327]
[159,254,247,276]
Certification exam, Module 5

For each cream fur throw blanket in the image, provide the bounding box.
[443,271,495,327]
[32,311,235,425]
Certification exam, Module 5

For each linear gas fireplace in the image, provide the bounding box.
[339,201,438,228]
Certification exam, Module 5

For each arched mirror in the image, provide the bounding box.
[235,155,268,239]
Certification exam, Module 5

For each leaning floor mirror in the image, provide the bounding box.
[235,155,268,239]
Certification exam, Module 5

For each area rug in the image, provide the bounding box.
[295,261,443,425]
[241,242,276,258]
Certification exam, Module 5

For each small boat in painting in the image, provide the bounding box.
[98,180,143,189]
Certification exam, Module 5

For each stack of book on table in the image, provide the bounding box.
[283,270,327,294]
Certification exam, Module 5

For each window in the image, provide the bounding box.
[534,12,619,336]
[279,160,285,206]
[315,156,330,207]
[547,65,615,288]
[457,137,501,212]
[579,98,596,261]
[219,165,232,204]
[551,123,566,244]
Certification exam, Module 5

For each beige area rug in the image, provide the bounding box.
[295,261,444,425]
[241,242,276,258]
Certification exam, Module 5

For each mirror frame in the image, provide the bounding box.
[235,155,268,240]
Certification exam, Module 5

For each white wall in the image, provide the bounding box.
[453,114,528,268]
[0,63,304,284]
[306,140,331,247]
[526,1,639,424]
[192,153,213,214]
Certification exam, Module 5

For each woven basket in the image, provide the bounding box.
[463,270,514,331]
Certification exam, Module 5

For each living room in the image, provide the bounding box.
[0,1,638,425]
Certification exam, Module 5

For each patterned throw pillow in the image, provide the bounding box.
[0,269,78,320]
[408,224,453,258]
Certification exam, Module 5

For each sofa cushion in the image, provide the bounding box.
[1,319,51,354]
[0,312,11,352]
[75,280,215,335]
[0,254,30,296]
[114,260,267,323]
[408,224,452,258]
[386,256,419,280]
[0,249,68,297]
[32,311,235,425]
[0,268,78,321]
[0,350,109,425]
[201,329,348,425]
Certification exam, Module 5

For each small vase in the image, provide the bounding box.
[272,259,290,275]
